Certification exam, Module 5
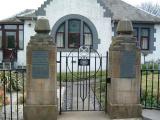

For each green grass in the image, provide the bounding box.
[57,71,107,82]
[93,72,160,108]
[141,72,160,107]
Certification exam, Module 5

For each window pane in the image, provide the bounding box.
[19,25,24,30]
[19,31,24,49]
[5,25,17,29]
[84,34,92,46]
[56,33,64,47]
[69,20,80,33]
[142,29,149,37]
[141,38,148,49]
[6,32,16,48]
[58,24,64,32]
[0,31,2,48]
[68,33,79,48]
[84,24,91,33]
[133,28,138,37]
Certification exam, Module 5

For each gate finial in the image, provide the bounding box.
[34,17,50,34]
[116,20,133,35]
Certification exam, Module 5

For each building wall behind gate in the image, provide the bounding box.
[17,0,112,67]
[41,0,112,54]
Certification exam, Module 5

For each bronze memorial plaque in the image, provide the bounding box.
[120,51,136,78]
[32,51,49,79]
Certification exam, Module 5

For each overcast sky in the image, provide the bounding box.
[0,0,160,20]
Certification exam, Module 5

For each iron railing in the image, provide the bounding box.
[0,62,160,119]
[140,69,160,109]
[0,69,26,120]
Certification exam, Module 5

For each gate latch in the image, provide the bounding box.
[107,77,111,84]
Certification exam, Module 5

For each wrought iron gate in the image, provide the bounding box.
[57,46,108,113]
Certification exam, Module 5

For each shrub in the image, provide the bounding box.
[0,71,23,92]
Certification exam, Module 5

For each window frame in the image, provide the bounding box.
[133,27,140,47]
[141,28,150,50]
[1,24,24,50]
[5,31,17,49]
[83,23,93,47]
[68,19,81,48]
[55,23,65,48]
[55,19,93,49]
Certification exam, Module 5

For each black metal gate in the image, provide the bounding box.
[57,46,108,113]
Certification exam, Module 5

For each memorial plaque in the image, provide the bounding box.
[120,51,136,78]
[32,51,49,79]
[78,59,90,66]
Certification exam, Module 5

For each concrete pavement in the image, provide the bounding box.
[58,110,160,120]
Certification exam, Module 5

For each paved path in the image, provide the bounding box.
[58,111,160,120]
[61,80,101,111]
[58,111,109,120]
[143,109,160,120]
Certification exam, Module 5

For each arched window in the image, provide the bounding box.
[55,19,93,49]
[52,14,99,50]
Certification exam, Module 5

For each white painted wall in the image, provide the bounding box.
[38,0,112,71]
[44,0,112,55]
[17,20,36,67]
[15,0,112,67]
[15,0,160,69]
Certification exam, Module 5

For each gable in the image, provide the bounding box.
[35,0,160,23]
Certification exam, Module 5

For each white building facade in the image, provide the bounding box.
[0,0,160,68]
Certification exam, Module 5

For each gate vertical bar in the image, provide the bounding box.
[85,62,88,109]
[82,65,85,110]
[140,70,142,103]
[22,70,25,108]
[71,55,74,110]
[77,51,79,110]
[3,70,6,120]
[9,70,13,120]
[65,55,68,111]
[105,52,108,112]
[151,70,154,108]
[16,71,19,120]
[157,70,160,108]
[99,55,102,110]
[94,57,97,110]
[145,70,148,108]
[88,51,91,111]
[59,51,62,114]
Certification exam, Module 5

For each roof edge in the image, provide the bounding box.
[35,0,53,16]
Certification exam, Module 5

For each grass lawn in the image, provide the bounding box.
[93,71,160,108]
[141,71,160,108]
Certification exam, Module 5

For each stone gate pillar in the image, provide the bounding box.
[24,18,57,120]
[107,20,142,119]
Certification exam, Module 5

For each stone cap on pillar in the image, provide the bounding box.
[116,20,133,35]
[35,17,50,34]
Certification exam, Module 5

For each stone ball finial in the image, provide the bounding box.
[116,20,133,34]
[35,17,50,33]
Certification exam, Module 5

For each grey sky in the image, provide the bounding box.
[0,0,159,20]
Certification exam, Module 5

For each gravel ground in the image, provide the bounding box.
[61,80,100,111]
[0,88,65,120]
